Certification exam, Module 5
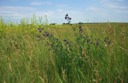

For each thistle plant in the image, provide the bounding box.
[65,14,72,24]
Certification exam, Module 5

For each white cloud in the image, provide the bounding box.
[1,0,128,24]
[106,4,128,10]
[88,7,102,12]
[57,9,63,12]
[86,6,107,17]
[0,6,62,23]
[0,5,108,23]
[99,0,128,13]
[100,0,128,8]
[0,6,35,12]
[57,4,68,8]
[30,1,52,6]
[0,6,38,19]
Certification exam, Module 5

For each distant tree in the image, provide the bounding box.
[63,23,66,25]
[50,23,56,25]
[78,22,84,24]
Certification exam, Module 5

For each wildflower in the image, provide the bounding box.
[43,31,50,37]
[45,32,49,37]
[68,17,71,20]
[79,26,83,33]
[95,41,100,46]
[65,14,68,17]
[36,35,41,40]
[38,28,43,33]
[87,39,90,43]
[65,16,67,19]
[63,39,70,46]
[104,37,108,42]
[107,41,111,45]
[90,42,93,44]
[65,14,72,24]
[104,37,111,46]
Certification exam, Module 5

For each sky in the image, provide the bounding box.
[0,0,128,24]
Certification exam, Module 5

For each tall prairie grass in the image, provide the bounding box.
[0,17,128,83]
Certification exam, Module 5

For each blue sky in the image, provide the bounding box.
[0,0,128,24]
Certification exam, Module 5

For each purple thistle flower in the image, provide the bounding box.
[90,42,93,44]
[65,14,72,24]
[104,37,111,45]
[79,26,83,33]
[95,41,99,46]
[87,39,90,43]
[107,41,111,45]
[67,17,71,21]
[35,35,41,40]
[43,31,53,37]
[69,17,71,20]
[42,32,50,37]
[65,14,68,17]
[63,39,70,46]
[38,28,43,33]
[65,16,67,19]
[104,37,109,42]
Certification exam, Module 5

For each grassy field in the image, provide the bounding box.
[0,18,128,83]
